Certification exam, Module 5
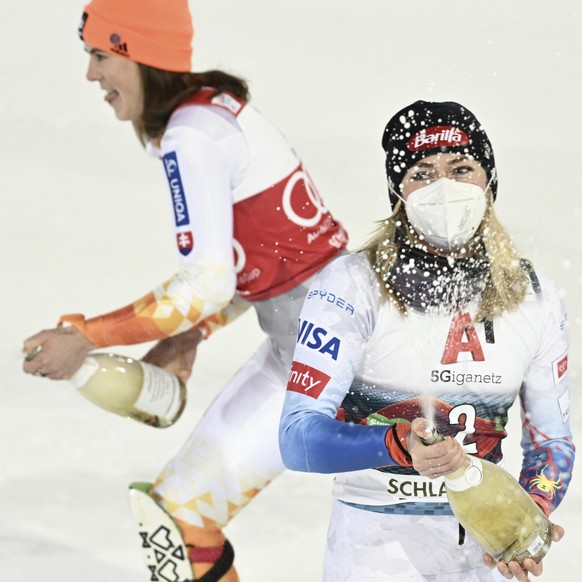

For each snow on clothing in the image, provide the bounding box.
[61,90,348,529]
[279,251,573,578]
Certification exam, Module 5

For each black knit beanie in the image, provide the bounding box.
[382,101,497,209]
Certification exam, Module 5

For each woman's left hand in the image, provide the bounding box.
[483,523,564,580]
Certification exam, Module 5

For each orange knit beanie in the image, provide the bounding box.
[78,0,193,72]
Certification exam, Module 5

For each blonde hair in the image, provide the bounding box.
[363,190,529,322]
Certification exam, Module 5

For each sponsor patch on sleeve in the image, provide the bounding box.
[163,151,190,227]
[552,353,568,385]
[176,231,194,256]
[306,289,355,314]
[558,389,570,423]
[296,319,341,360]
[287,361,330,399]
[211,93,244,115]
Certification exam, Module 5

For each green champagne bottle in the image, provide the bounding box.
[423,428,552,565]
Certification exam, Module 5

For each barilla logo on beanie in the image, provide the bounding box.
[408,126,469,152]
[382,100,498,207]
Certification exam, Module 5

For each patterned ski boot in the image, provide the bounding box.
[129,482,236,582]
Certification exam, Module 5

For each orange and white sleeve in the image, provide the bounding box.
[61,113,245,348]
[61,264,237,347]
[196,294,251,339]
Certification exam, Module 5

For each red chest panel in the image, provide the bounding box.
[233,164,347,300]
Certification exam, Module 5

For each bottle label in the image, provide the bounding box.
[527,535,545,556]
[444,457,484,491]
[69,357,101,389]
[134,362,183,421]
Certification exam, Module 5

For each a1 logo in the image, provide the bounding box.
[441,312,485,365]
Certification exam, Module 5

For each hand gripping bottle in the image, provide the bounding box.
[70,353,187,428]
[423,427,552,565]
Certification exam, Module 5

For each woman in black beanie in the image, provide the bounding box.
[279,100,573,581]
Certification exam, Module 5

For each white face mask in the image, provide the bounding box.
[404,178,487,251]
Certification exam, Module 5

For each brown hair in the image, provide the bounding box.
[363,190,529,322]
[133,66,249,144]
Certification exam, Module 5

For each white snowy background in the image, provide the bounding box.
[1,1,581,580]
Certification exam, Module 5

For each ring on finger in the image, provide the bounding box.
[25,345,43,362]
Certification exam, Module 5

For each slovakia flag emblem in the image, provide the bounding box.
[176,231,194,256]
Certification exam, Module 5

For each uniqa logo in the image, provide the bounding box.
[164,157,177,176]
[163,152,190,226]
[282,171,327,228]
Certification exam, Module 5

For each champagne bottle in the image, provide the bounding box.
[423,428,552,565]
[69,353,187,428]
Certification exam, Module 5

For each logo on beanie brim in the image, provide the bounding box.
[408,126,469,152]
[109,34,129,58]
[78,12,88,40]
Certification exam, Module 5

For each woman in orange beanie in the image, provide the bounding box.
[22,0,348,580]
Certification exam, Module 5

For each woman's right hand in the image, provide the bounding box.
[406,417,465,479]
[483,523,564,581]
[141,327,205,383]
[22,326,96,380]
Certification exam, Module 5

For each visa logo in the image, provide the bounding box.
[297,320,341,361]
